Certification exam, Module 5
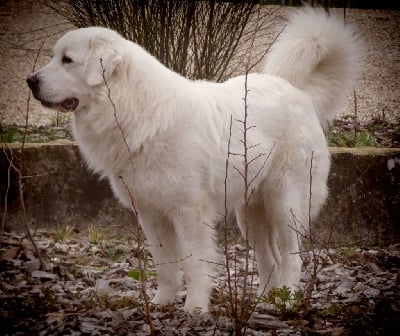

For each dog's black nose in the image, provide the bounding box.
[26,74,39,91]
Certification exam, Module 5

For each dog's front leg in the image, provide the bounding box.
[173,206,218,313]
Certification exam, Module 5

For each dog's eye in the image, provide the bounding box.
[62,55,73,65]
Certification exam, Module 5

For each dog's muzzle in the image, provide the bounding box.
[26,74,79,112]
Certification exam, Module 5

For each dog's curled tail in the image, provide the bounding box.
[263,7,362,127]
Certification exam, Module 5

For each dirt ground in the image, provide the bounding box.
[0,0,399,128]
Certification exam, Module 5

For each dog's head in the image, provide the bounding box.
[26,27,123,112]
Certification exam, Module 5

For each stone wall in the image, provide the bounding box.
[317,147,400,246]
[1,142,399,245]
[0,141,134,231]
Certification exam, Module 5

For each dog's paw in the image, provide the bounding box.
[151,291,175,306]
[183,297,209,313]
[182,303,209,314]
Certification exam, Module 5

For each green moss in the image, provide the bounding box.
[337,246,359,258]
[0,125,72,143]
[127,269,157,281]
[320,303,344,317]
[81,293,138,310]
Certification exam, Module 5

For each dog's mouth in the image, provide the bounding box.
[40,97,79,112]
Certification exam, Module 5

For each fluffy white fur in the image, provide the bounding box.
[27,7,361,312]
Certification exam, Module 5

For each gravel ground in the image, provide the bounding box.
[1,228,399,335]
[0,1,399,128]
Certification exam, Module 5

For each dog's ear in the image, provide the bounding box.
[85,41,122,86]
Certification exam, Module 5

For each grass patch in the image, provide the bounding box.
[327,128,378,147]
[327,114,400,148]
[51,225,75,242]
[262,286,304,313]
[87,225,106,245]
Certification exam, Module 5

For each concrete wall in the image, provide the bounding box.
[1,141,399,246]
[318,147,400,246]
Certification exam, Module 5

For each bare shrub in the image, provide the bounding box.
[45,0,281,81]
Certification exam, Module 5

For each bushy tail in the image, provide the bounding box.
[263,7,362,127]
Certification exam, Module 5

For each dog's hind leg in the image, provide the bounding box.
[264,177,305,292]
[235,197,282,297]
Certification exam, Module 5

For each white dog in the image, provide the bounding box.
[27,8,361,312]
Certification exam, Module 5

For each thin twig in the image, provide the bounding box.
[16,41,47,270]
[223,114,235,318]
[303,151,318,311]
[100,60,154,335]
[1,145,12,237]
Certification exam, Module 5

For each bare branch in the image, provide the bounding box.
[99,60,154,334]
